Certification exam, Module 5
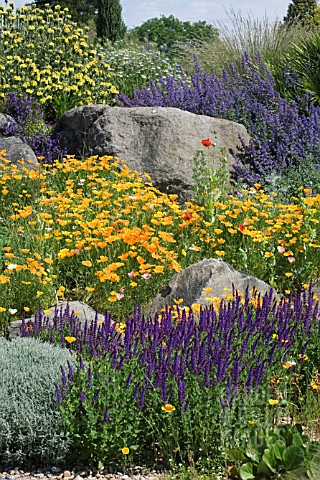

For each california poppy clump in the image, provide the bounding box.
[0,150,319,329]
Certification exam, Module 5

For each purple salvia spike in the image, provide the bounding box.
[78,389,86,403]
[103,405,109,422]
[67,360,74,382]
[87,367,93,387]
[55,383,62,404]
[60,366,67,389]
[139,389,146,410]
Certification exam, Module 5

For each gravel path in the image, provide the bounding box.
[0,467,167,480]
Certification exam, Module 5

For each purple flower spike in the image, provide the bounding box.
[78,389,86,403]
[55,384,62,404]
[104,405,109,422]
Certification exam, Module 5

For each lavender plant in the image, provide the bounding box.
[22,285,319,469]
[118,54,320,187]
[1,92,64,163]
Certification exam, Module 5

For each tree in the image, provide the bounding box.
[130,15,218,51]
[96,0,126,43]
[283,0,320,26]
[31,0,98,27]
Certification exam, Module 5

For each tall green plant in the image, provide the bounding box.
[285,31,320,105]
[283,0,320,26]
[96,0,126,43]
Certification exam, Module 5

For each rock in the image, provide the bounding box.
[63,471,72,479]
[0,137,38,170]
[0,114,14,134]
[145,258,276,319]
[7,300,106,339]
[56,105,250,201]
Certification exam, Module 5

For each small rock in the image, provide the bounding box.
[63,472,72,479]
[51,468,62,474]
[57,475,63,480]
[74,476,84,480]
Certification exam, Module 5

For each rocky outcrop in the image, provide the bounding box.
[145,258,276,319]
[56,105,250,201]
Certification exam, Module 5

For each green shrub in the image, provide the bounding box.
[263,154,320,202]
[0,336,73,465]
[101,40,182,97]
[129,15,218,53]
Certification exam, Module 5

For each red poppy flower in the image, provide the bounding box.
[239,224,245,231]
[183,213,193,220]
[201,138,212,147]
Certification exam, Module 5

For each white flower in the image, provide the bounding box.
[9,308,17,314]
[7,264,17,270]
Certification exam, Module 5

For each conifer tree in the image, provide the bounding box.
[283,0,320,26]
[96,0,126,43]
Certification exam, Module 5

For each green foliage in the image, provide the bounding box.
[225,423,320,479]
[283,31,320,105]
[96,0,126,44]
[263,155,320,202]
[129,15,218,53]
[283,0,320,26]
[58,345,223,470]
[192,144,230,223]
[102,39,182,97]
[0,336,73,465]
[60,355,146,467]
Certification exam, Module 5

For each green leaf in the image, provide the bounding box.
[281,467,309,480]
[245,445,261,463]
[225,448,246,462]
[256,460,272,475]
[292,433,304,447]
[262,448,277,472]
[282,445,305,470]
[239,462,255,480]
[307,451,320,478]
[273,439,286,460]
[267,434,279,448]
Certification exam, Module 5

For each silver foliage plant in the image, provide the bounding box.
[0,336,73,466]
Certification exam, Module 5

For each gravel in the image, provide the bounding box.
[0,467,166,480]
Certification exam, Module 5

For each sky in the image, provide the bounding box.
[3,0,292,29]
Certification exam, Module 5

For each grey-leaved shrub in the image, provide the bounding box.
[0,336,73,466]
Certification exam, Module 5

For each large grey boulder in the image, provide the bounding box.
[145,258,276,319]
[0,136,38,169]
[8,300,106,339]
[56,105,250,201]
